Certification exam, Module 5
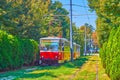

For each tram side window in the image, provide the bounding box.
[61,43,64,51]
[64,42,70,52]
[77,47,80,53]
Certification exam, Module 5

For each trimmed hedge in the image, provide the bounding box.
[0,30,38,71]
[100,26,120,80]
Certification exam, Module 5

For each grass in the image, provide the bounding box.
[0,56,88,80]
[0,54,110,80]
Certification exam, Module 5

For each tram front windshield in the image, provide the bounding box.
[40,42,59,52]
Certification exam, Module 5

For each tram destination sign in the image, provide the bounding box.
[41,39,59,42]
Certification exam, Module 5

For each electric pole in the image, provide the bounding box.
[70,0,73,61]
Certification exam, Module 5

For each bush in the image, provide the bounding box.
[100,42,107,68]
[100,26,120,80]
[0,31,13,70]
[0,30,38,71]
[30,39,39,63]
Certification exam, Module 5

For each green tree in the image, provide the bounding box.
[88,0,120,79]
[48,1,70,38]
[0,0,50,40]
[88,0,120,47]
[72,23,94,55]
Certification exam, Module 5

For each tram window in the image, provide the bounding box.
[40,45,47,51]
[40,42,59,51]
[50,43,59,51]
[52,45,58,51]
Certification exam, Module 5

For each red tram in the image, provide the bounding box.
[39,37,80,65]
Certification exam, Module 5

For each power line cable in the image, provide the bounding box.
[63,4,90,8]
[44,14,96,17]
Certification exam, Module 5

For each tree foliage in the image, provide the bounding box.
[48,1,70,38]
[0,0,72,41]
[73,23,94,55]
[88,0,120,47]
[100,27,120,80]
[0,0,84,71]
[88,0,120,79]
[0,0,50,40]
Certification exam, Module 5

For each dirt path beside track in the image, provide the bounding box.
[70,54,110,80]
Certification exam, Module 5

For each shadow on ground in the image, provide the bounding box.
[17,56,89,79]
[19,71,57,79]
[63,56,89,68]
[0,56,89,80]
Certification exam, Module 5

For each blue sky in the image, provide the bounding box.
[52,0,97,29]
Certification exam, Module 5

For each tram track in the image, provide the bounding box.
[70,54,99,80]
[96,55,99,80]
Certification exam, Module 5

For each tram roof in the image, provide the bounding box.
[40,37,80,46]
[40,37,68,41]
[73,42,80,47]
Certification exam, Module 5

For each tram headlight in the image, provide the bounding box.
[55,56,58,58]
[41,56,44,58]
[59,52,61,55]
